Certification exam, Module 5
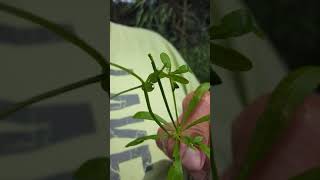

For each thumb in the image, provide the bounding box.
[180,143,207,171]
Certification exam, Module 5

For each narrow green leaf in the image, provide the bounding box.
[139,10,149,27]
[237,66,320,180]
[183,115,210,130]
[169,74,189,84]
[0,2,107,70]
[73,157,108,180]
[167,141,183,180]
[289,167,320,180]
[211,9,263,40]
[125,135,158,147]
[159,71,168,78]
[198,142,210,159]
[181,136,193,147]
[211,43,252,71]
[172,65,190,74]
[193,136,204,144]
[182,83,210,124]
[211,67,222,86]
[133,111,168,124]
[160,52,171,69]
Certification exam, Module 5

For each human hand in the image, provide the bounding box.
[222,94,320,180]
[156,91,211,180]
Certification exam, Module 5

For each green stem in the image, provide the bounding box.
[148,54,177,131]
[111,85,142,99]
[170,78,179,124]
[111,61,170,135]
[143,90,170,136]
[110,62,144,83]
[0,73,107,120]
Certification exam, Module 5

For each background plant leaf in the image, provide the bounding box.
[125,135,158,147]
[73,157,108,180]
[211,43,253,71]
[210,9,264,40]
[289,167,320,180]
[133,111,167,124]
[237,66,320,180]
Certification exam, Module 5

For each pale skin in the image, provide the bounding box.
[157,91,211,180]
[157,92,320,180]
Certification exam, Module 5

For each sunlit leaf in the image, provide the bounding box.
[211,43,252,71]
[172,65,190,74]
[160,52,171,69]
[211,9,264,40]
[182,83,210,124]
[237,66,320,180]
[73,157,108,180]
[192,136,204,144]
[169,74,189,84]
[125,135,158,147]
[289,167,320,180]
[159,71,189,84]
[133,111,167,124]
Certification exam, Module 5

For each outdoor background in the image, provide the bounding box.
[111,0,210,83]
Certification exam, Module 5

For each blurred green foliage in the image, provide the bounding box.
[111,0,210,83]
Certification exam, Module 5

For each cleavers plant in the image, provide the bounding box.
[111,52,210,180]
